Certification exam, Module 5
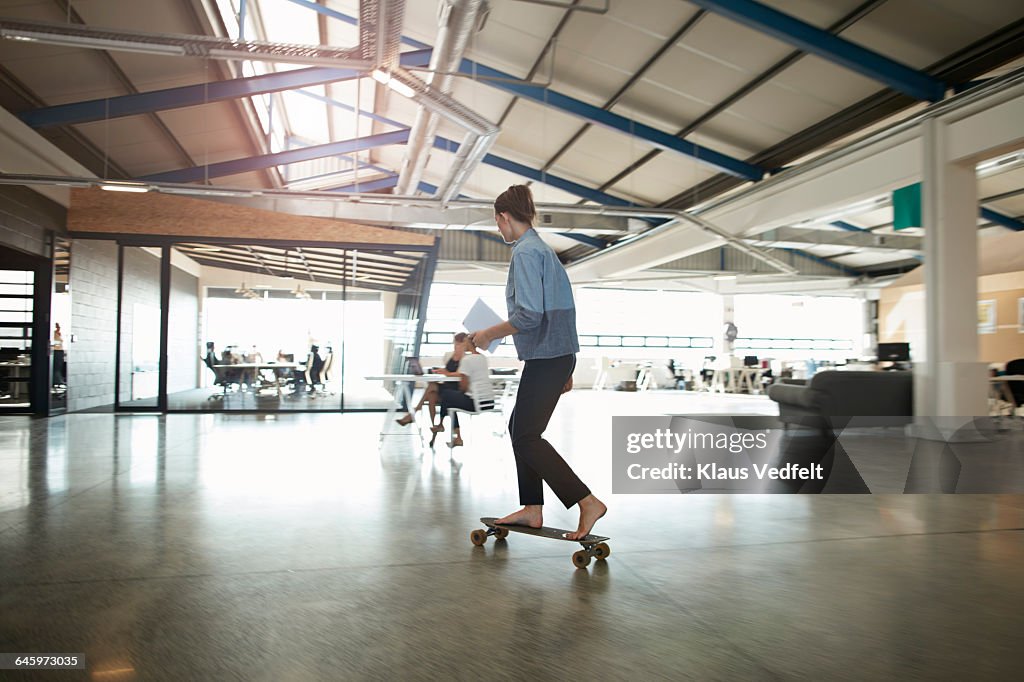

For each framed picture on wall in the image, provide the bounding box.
[978,299,997,334]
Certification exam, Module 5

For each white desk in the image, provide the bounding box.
[712,367,768,394]
[216,362,303,396]
[366,374,461,441]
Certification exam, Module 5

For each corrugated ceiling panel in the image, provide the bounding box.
[551,124,658,187]
[606,150,720,205]
[493,99,591,166]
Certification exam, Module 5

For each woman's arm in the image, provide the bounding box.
[469,320,519,351]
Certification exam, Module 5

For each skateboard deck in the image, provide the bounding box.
[479,517,609,543]
[472,517,611,569]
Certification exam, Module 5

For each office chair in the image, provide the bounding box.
[1005,358,1024,413]
[203,354,232,400]
[445,369,497,456]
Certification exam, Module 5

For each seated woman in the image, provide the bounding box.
[433,337,494,448]
[396,333,468,428]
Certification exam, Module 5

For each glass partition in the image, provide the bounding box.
[49,237,70,412]
[117,247,163,409]
[165,243,434,412]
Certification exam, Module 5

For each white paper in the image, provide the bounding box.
[462,298,503,353]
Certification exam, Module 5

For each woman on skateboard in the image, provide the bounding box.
[470,184,606,541]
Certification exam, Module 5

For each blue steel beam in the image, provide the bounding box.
[832,220,870,233]
[19,48,432,128]
[291,84,642,208]
[981,207,1024,232]
[560,233,607,249]
[328,175,399,193]
[686,0,945,102]
[283,4,762,180]
[432,137,634,206]
[458,58,763,181]
[140,129,410,183]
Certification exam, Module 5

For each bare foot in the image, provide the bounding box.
[495,505,543,529]
[395,414,413,427]
[447,437,464,448]
[565,495,607,540]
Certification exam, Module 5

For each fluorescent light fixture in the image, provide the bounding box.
[712,274,737,281]
[371,69,414,98]
[1,29,186,56]
[387,79,415,98]
[100,182,149,193]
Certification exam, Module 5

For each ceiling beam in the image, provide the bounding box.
[660,18,1024,211]
[457,56,762,181]
[686,0,945,101]
[18,49,432,128]
[140,129,410,183]
[980,207,1024,231]
[299,4,760,180]
[747,226,922,251]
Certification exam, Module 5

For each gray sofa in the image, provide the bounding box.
[768,370,913,428]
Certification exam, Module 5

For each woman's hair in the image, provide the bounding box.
[494,184,536,224]
[453,332,468,343]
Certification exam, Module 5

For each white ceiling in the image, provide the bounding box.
[1,0,1022,292]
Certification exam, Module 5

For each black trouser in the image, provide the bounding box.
[509,354,589,508]
[439,390,474,429]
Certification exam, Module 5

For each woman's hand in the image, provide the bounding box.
[468,330,490,352]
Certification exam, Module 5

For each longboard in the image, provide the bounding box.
[471,517,611,569]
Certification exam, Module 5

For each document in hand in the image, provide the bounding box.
[462,298,503,353]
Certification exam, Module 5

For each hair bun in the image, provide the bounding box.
[494,184,536,223]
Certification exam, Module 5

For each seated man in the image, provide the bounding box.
[432,337,494,448]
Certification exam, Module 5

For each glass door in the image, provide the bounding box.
[116,246,166,410]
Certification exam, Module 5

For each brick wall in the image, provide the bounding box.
[0,186,61,258]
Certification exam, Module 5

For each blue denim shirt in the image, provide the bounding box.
[506,229,580,361]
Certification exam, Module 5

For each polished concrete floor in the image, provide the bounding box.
[1,391,1022,680]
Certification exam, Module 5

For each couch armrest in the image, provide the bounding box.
[768,383,820,409]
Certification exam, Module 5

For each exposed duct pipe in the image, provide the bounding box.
[395,0,485,197]
[360,0,404,69]
[385,67,499,204]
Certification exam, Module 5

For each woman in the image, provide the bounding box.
[433,335,493,448]
[395,333,468,433]
[470,184,606,541]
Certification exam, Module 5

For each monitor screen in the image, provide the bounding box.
[877,342,910,362]
[406,357,424,375]
[743,355,759,367]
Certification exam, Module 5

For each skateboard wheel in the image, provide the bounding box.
[470,529,487,546]
[495,528,509,540]
[572,550,591,569]
[594,542,611,560]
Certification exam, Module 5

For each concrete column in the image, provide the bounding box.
[915,118,988,425]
